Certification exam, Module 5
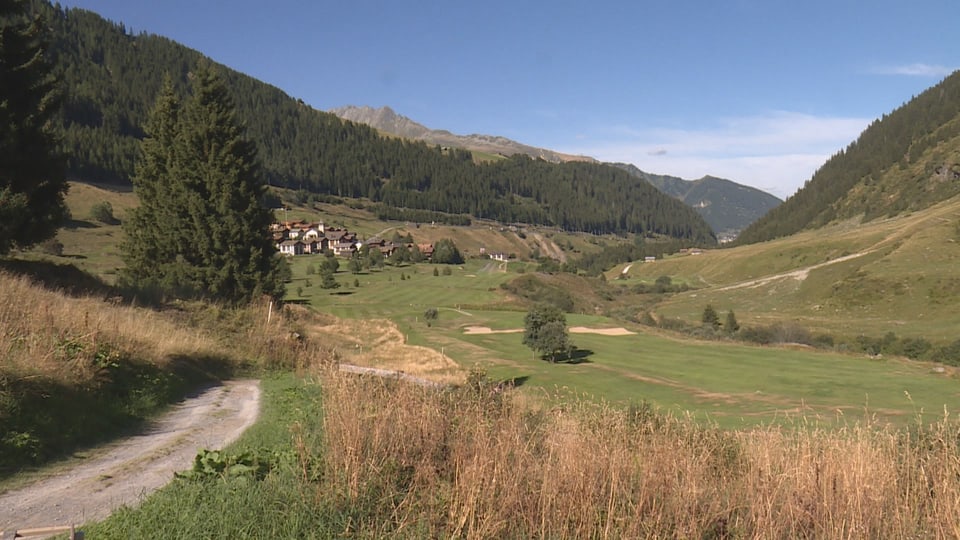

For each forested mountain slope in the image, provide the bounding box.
[737,70,960,245]
[612,164,781,235]
[32,1,714,242]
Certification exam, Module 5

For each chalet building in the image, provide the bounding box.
[418,243,434,260]
[279,239,304,256]
[272,219,432,261]
[331,241,358,257]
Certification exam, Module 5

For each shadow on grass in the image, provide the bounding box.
[331,291,355,296]
[0,258,113,297]
[0,352,234,479]
[497,375,530,388]
[64,219,98,229]
[557,348,594,364]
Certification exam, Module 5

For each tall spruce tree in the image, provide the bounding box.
[0,0,67,254]
[122,64,283,303]
[122,76,183,290]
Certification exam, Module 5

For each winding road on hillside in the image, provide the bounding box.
[714,250,872,291]
[0,379,260,533]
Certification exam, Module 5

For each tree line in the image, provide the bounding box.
[737,70,960,245]
[30,0,715,243]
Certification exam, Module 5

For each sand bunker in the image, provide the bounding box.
[463,326,523,335]
[463,325,635,336]
[569,326,636,336]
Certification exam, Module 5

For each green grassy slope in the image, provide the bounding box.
[28,183,959,427]
[623,195,960,342]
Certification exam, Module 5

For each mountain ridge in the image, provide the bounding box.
[330,105,595,163]
[737,70,960,245]
[611,164,782,237]
[333,105,782,235]
[34,1,715,242]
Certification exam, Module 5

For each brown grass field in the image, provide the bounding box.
[312,364,960,538]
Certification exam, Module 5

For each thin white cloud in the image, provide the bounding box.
[870,63,955,77]
[561,112,871,199]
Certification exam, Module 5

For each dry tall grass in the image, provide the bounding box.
[0,270,327,383]
[0,271,209,383]
[0,268,330,471]
[312,367,960,539]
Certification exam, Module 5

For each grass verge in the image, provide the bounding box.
[85,367,960,538]
[82,373,331,538]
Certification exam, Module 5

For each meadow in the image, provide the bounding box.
[23,181,960,429]
[6,182,960,538]
[288,255,959,428]
[623,197,960,342]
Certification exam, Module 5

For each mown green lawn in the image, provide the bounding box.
[437,312,960,428]
[284,258,959,428]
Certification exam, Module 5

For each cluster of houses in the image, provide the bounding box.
[271,220,434,260]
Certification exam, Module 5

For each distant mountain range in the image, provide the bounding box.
[611,164,782,238]
[333,105,782,235]
[330,105,594,164]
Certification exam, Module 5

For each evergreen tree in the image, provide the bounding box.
[121,77,182,291]
[423,307,438,327]
[319,267,339,290]
[320,251,339,274]
[347,256,362,274]
[388,245,409,266]
[410,243,424,263]
[724,310,740,334]
[432,238,464,264]
[0,0,67,254]
[121,64,283,303]
[702,304,720,330]
[366,246,384,269]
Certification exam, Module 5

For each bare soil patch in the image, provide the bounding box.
[308,317,464,385]
[0,380,260,533]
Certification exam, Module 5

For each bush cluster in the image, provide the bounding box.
[642,305,948,363]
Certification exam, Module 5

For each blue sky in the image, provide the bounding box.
[59,1,957,198]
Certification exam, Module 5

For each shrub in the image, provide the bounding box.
[89,201,118,224]
[934,339,960,366]
[899,337,932,359]
[500,275,575,312]
[39,238,64,256]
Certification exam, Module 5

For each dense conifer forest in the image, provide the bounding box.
[738,70,960,244]
[31,0,715,243]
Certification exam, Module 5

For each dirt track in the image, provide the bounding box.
[0,379,260,533]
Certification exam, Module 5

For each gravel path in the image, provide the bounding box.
[0,379,260,533]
